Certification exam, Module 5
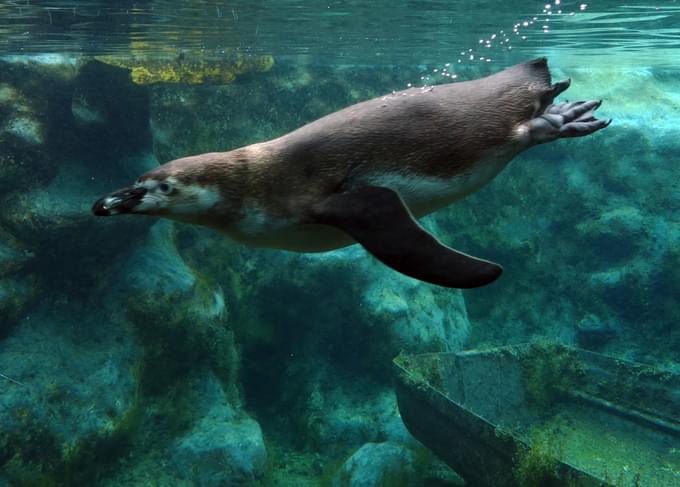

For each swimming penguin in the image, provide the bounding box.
[93,58,609,288]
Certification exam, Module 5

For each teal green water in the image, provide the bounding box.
[2,1,680,67]
[0,1,678,486]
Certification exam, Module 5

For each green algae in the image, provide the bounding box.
[96,47,273,85]
[394,352,447,393]
[519,342,586,409]
[125,278,237,398]
[0,376,143,487]
[512,425,579,487]
[518,407,678,487]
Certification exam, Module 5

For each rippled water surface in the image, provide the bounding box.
[1,1,679,68]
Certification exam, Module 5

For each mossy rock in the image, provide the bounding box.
[0,305,143,486]
[97,50,273,85]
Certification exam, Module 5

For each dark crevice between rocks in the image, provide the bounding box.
[233,267,394,450]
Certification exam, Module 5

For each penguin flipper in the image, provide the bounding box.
[310,186,502,288]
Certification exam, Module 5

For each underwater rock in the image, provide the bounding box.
[0,54,82,82]
[0,159,152,277]
[307,385,411,452]
[97,50,273,85]
[170,415,266,486]
[298,240,471,352]
[118,220,207,295]
[2,112,44,145]
[0,56,88,194]
[332,442,415,487]
[0,275,36,339]
[0,55,159,283]
[0,55,150,160]
[0,300,141,483]
[0,81,51,193]
[0,223,35,338]
[69,60,153,155]
[170,375,266,486]
[119,221,238,395]
[575,206,649,265]
[576,314,617,349]
[71,88,107,126]
[361,248,471,352]
[0,227,32,277]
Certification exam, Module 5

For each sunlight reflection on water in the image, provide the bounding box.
[0,1,678,70]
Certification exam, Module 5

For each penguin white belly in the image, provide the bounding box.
[355,156,511,217]
[229,206,354,252]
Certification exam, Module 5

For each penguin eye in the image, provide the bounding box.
[158,182,171,193]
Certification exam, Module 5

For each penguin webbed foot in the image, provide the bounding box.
[530,99,611,144]
[309,186,502,289]
[549,78,571,99]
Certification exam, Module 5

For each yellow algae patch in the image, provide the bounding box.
[96,50,274,85]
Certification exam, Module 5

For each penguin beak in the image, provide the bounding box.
[92,186,147,216]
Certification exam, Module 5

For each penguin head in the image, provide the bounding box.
[92,159,223,219]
